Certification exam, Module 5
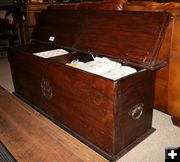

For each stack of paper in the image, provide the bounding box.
[33,49,69,58]
[66,57,137,80]
[76,57,121,75]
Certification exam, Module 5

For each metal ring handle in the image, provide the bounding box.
[128,103,144,120]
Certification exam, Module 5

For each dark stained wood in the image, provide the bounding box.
[8,49,156,160]
[123,1,180,126]
[31,10,84,48]
[171,116,180,127]
[31,10,170,70]
[8,50,49,110]
[24,2,56,43]
[29,0,180,126]
[46,62,115,154]
[25,0,127,42]
[8,10,170,160]
[0,86,108,162]
[74,11,170,70]
[25,1,180,126]
[114,70,155,153]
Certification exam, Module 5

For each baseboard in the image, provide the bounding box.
[171,116,180,127]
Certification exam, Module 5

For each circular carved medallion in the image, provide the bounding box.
[41,78,53,100]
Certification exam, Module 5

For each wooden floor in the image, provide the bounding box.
[0,86,108,162]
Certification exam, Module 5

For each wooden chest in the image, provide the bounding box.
[8,10,170,161]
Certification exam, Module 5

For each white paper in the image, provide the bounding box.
[66,57,137,80]
[33,49,69,58]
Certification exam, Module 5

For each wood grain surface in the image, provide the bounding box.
[168,17,180,126]
[0,86,108,162]
[31,10,170,70]
[7,10,170,159]
[123,1,180,125]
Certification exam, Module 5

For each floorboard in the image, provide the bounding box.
[0,86,108,162]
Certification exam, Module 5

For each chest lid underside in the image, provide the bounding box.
[32,9,171,70]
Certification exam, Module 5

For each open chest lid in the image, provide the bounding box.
[73,10,171,70]
[31,9,83,47]
[32,9,171,70]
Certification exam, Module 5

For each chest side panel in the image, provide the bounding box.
[114,70,155,154]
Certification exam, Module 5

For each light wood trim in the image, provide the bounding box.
[124,2,180,15]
